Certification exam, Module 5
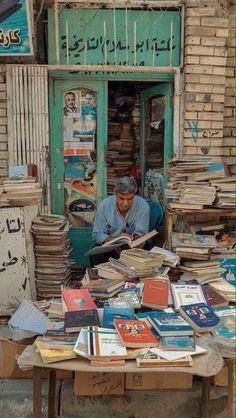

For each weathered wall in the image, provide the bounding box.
[183,0,235,167]
[0,65,7,179]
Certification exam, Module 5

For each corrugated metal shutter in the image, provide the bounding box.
[6,65,51,213]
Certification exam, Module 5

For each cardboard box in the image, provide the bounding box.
[74,372,125,396]
[0,339,72,380]
[125,372,193,390]
[212,367,228,387]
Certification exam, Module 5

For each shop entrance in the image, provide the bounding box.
[50,77,173,264]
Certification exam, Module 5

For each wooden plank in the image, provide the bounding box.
[201,376,210,418]
[48,369,56,418]
[33,367,42,418]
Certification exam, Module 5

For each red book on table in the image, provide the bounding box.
[141,279,169,309]
[114,319,158,348]
[62,288,96,311]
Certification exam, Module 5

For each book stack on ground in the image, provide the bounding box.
[0,176,43,206]
[81,277,125,298]
[32,214,72,298]
[172,232,218,261]
[109,248,164,278]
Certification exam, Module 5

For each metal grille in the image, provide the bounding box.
[7,65,51,213]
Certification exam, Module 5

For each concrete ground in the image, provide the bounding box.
[0,377,230,418]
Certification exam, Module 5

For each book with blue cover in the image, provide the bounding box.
[219,258,236,286]
[179,303,220,333]
[148,311,194,337]
[102,305,135,329]
[161,336,195,351]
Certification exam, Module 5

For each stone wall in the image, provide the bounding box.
[183,0,235,167]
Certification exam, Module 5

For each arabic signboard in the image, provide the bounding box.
[48,9,180,67]
[0,0,33,55]
[0,207,31,315]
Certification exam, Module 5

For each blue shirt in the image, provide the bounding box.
[92,195,150,244]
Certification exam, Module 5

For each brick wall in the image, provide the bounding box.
[183,0,235,164]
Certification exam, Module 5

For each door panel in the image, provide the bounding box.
[140,83,173,200]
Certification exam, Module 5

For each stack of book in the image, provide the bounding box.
[109,248,164,278]
[172,232,218,261]
[0,176,42,206]
[178,260,226,285]
[81,277,125,298]
[165,158,231,210]
[210,177,236,208]
[32,215,72,298]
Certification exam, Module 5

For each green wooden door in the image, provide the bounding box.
[49,79,107,265]
[140,83,173,199]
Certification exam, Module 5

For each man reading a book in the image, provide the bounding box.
[90,176,150,266]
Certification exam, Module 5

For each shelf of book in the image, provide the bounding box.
[165,207,235,251]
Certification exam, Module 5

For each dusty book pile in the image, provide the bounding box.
[0,176,43,206]
[31,214,72,298]
[210,177,236,208]
[165,157,234,210]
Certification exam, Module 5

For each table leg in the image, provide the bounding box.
[225,359,234,418]
[166,211,173,250]
[33,367,42,418]
[201,376,210,418]
[48,369,57,418]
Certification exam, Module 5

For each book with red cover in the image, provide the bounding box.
[141,279,169,309]
[113,319,158,348]
[62,288,96,311]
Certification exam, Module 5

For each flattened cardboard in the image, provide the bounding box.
[74,371,125,396]
[125,372,193,390]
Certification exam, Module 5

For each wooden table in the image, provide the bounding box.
[165,208,235,250]
[17,344,233,418]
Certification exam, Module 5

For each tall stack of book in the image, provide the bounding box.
[32,214,72,298]
[210,177,236,208]
[165,157,229,209]
[0,176,42,206]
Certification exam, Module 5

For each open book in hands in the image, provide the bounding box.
[85,229,158,256]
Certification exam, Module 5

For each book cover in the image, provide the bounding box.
[171,283,207,310]
[82,278,125,293]
[88,326,127,358]
[202,284,228,308]
[179,303,220,333]
[219,258,236,285]
[142,279,169,309]
[102,306,135,329]
[64,309,100,333]
[136,350,193,367]
[113,319,158,348]
[213,316,235,346]
[62,288,96,311]
[148,312,194,337]
[161,336,195,351]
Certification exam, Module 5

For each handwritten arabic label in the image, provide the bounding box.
[49,9,181,67]
[0,207,31,315]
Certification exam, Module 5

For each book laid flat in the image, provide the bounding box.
[62,288,96,311]
[136,350,193,368]
[84,230,158,256]
[172,232,218,249]
[34,337,76,364]
[161,336,196,351]
[141,279,169,309]
[148,311,194,337]
[102,305,135,329]
[87,326,128,358]
[171,283,207,310]
[82,278,125,294]
[113,319,158,348]
[178,303,220,333]
[64,309,100,333]
[202,284,228,308]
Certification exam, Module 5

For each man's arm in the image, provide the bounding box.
[92,201,110,244]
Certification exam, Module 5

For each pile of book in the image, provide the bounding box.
[165,157,232,210]
[0,176,42,207]
[31,214,72,298]
[109,248,164,278]
[172,232,218,261]
[211,177,236,208]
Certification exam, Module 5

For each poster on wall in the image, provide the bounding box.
[0,0,33,55]
[63,88,97,225]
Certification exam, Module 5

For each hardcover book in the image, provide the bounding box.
[64,309,100,333]
[141,279,169,309]
[178,303,220,333]
[102,305,135,329]
[62,288,96,311]
[148,312,194,337]
[113,319,158,348]
[171,283,207,310]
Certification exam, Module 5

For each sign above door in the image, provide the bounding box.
[48,9,181,68]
